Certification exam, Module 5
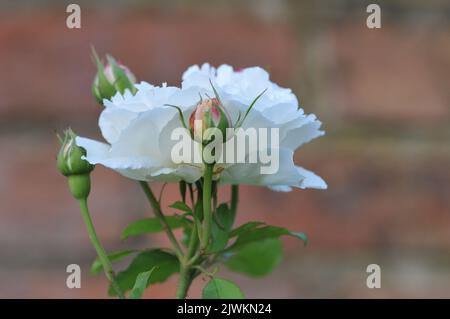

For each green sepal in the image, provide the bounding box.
[106,54,136,95]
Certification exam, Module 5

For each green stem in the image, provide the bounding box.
[188,183,194,208]
[200,164,214,251]
[176,266,191,299]
[186,222,199,262]
[78,198,125,299]
[193,265,216,277]
[179,181,186,203]
[176,197,201,298]
[230,185,239,224]
[139,181,184,260]
[194,182,203,242]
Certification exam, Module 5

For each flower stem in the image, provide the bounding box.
[186,222,199,261]
[230,185,239,225]
[200,164,214,251]
[77,198,125,299]
[139,181,184,260]
[176,266,191,299]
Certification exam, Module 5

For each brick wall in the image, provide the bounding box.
[0,1,449,298]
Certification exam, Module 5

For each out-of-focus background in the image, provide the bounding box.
[0,0,449,298]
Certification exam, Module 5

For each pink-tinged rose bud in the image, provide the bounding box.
[102,62,136,86]
[189,98,231,144]
[92,50,137,104]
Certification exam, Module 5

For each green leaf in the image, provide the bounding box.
[209,204,233,252]
[128,267,156,299]
[215,204,234,230]
[169,201,192,214]
[90,249,139,275]
[202,278,245,299]
[225,239,283,277]
[109,249,179,296]
[229,222,264,238]
[227,224,307,251]
[121,216,187,240]
[291,231,308,244]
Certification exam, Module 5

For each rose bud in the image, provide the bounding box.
[57,128,94,199]
[189,97,231,144]
[92,50,137,104]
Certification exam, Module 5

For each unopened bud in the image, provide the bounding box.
[57,129,94,199]
[189,98,231,144]
[92,50,136,104]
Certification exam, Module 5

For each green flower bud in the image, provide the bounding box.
[92,49,137,104]
[57,128,94,199]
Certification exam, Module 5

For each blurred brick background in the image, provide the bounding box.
[0,0,449,298]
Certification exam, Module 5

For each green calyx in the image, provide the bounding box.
[57,129,94,199]
[203,103,230,144]
[68,174,91,200]
[215,103,231,139]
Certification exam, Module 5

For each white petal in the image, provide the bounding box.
[149,165,202,183]
[76,137,156,171]
[216,64,234,86]
[220,147,327,191]
[268,185,293,192]
[99,83,184,144]
[182,63,299,114]
[279,113,325,151]
[296,166,327,189]
[262,102,302,124]
[182,64,201,80]
[76,137,110,164]
[109,107,177,163]
[182,63,216,90]
[266,167,326,191]
[220,148,298,186]
[99,107,138,144]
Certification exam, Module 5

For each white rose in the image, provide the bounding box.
[77,64,327,191]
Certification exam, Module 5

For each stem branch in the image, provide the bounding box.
[139,181,184,260]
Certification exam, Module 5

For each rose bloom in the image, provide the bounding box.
[77,64,326,191]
